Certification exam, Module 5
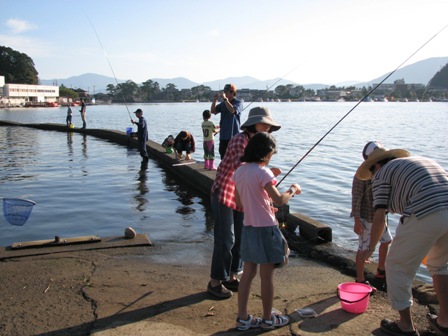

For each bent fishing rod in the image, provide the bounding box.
[276,23,448,187]
[84,13,133,120]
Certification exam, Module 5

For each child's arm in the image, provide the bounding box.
[265,182,301,206]
[354,217,364,235]
[235,188,243,209]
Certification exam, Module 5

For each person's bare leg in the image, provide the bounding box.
[237,263,257,320]
[259,263,275,320]
[397,307,416,332]
[355,250,366,282]
[378,242,390,272]
[433,274,448,327]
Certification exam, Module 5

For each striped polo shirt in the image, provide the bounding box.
[372,156,448,219]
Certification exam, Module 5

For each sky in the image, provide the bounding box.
[1,0,447,86]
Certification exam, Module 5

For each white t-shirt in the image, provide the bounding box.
[233,162,277,227]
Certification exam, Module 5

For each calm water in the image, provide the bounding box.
[1,102,447,282]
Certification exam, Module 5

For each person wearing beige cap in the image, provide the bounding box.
[208,107,281,300]
[356,142,448,336]
[211,83,243,159]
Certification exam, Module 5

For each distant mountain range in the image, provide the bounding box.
[40,57,448,93]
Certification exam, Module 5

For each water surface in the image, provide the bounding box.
[1,102,447,282]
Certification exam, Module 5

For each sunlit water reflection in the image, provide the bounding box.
[2,102,447,283]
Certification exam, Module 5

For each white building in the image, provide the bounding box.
[0,75,59,107]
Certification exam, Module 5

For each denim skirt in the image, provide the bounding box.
[241,225,285,265]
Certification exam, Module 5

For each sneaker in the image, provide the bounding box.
[222,279,239,292]
[207,282,232,299]
[427,314,448,336]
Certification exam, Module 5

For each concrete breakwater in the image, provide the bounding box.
[0,121,431,295]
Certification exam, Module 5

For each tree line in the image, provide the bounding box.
[1,45,447,102]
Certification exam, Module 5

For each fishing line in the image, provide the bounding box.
[84,13,132,120]
[277,23,448,187]
[229,65,301,141]
[242,65,301,113]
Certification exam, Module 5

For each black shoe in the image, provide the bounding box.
[207,282,232,299]
[222,279,240,291]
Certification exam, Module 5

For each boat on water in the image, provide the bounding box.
[25,101,59,107]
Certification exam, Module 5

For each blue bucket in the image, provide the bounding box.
[126,127,133,136]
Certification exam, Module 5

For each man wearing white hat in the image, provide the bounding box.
[357,142,448,336]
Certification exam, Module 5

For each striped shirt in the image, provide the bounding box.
[372,156,448,219]
[211,132,249,211]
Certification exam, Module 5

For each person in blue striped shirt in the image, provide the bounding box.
[357,142,448,336]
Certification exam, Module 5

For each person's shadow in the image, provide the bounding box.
[34,291,210,336]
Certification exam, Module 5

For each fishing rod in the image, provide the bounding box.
[276,23,448,187]
[84,13,133,120]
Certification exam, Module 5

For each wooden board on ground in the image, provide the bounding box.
[11,235,101,250]
[172,160,196,166]
[0,234,152,260]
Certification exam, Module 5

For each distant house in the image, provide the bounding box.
[73,88,90,99]
[0,75,59,107]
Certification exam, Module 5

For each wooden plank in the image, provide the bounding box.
[11,235,101,250]
[0,234,152,260]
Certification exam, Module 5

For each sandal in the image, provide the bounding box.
[380,319,419,336]
[235,314,262,331]
[375,268,386,279]
[261,313,289,330]
[427,314,448,336]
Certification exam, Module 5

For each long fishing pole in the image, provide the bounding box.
[277,23,448,187]
[84,13,133,120]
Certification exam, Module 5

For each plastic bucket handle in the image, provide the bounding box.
[337,291,371,304]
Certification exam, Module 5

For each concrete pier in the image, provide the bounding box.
[0,121,421,284]
[0,120,439,336]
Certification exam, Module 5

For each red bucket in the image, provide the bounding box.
[337,282,372,314]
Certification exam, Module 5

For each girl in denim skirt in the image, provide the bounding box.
[233,132,301,331]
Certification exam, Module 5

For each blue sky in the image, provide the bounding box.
[1,0,447,85]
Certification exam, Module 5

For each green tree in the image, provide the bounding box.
[106,84,116,99]
[59,84,78,100]
[191,85,211,101]
[140,79,161,101]
[115,80,139,102]
[0,46,38,84]
[163,83,179,101]
[274,85,288,98]
[430,62,448,89]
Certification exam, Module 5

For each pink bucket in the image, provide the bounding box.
[337,282,372,314]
